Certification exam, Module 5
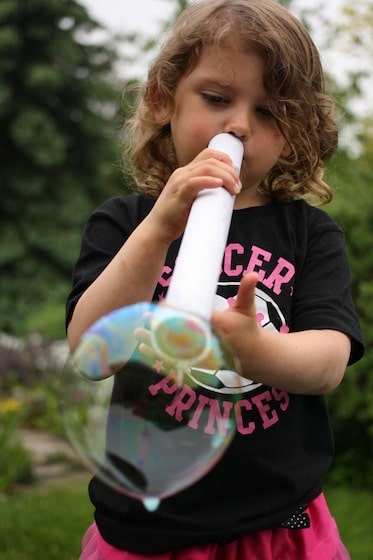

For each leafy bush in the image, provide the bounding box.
[0,332,67,391]
[0,333,68,437]
[325,150,373,489]
[0,333,71,492]
[0,398,33,492]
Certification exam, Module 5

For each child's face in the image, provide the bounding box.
[165,43,291,205]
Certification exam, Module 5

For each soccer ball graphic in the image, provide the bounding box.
[185,286,288,395]
[255,287,287,332]
[186,367,262,395]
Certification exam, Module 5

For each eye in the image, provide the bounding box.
[202,92,229,105]
[256,106,274,119]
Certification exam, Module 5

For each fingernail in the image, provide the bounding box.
[235,181,242,193]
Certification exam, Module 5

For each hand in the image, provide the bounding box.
[211,272,262,373]
[146,147,242,243]
[212,272,351,394]
[134,324,178,378]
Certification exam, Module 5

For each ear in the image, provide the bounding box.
[149,82,170,125]
[280,142,293,159]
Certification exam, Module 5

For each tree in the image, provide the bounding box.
[282,0,373,488]
[325,121,373,488]
[0,0,125,336]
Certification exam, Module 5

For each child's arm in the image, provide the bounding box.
[67,216,170,351]
[212,272,351,395]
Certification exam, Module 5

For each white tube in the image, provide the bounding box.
[165,133,243,320]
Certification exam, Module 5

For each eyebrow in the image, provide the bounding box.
[190,58,237,86]
[197,75,270,103]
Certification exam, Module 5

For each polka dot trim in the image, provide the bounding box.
[281,504,310,529]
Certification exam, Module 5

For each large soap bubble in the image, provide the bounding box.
[61,301,239,511]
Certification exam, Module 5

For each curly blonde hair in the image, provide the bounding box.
[124,0,339,204]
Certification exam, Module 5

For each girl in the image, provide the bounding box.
[66,1,364,558]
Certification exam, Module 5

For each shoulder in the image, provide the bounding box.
[91,194,156,222]
[84,194,157,236]
[287,200,342,232]
[235,200,341,231]
[80,193,157,250]
[231,200,343,250]
[238,199,344,240]
[268,200,344,247]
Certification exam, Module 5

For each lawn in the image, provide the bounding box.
[325,486,373,559]
[0,477,92,560]
[0,480,371,559]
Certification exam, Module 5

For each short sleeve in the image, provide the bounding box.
[65,195,155,329]
[291,207,364,365]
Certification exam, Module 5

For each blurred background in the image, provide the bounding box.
[0,1,372,558]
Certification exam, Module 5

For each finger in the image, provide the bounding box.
[134,327,158,359]
[134,326,151,345]
[182,169,240,196]
[191,151,240,180]
[138,341,157,360]
[198,148,233,166]
[231,272,259,314]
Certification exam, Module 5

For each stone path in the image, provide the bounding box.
[21,429,88,488]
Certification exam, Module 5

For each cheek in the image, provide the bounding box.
[172,127,208,166]
[270,127,291,157]
[269,132,290,159]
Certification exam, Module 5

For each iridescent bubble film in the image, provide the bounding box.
[61,302,239,510]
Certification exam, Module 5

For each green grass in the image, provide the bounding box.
[0,481,371,559]
[325,486,373,560]
[0,477,92,560]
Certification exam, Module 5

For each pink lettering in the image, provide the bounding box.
[245,245,272,281]
[235,400,255,435]
[252,390,279,429]
[224,243,244,276]
[158,265,173,288]
[261,258,295,295]
[187,393,210,430]
[165,384,196,421]
[271,387,290,411]
[204,399,233,436]
[148,374,179,396]
[148,380,290,436]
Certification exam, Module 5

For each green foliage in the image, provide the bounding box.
[0,398,33,492]
[24,301,66,339]
[325,137,373,488]
[0,334,68,436]
[0,0,125,336]
[280,0,373,487]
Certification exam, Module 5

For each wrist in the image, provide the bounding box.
[142,212,180,248]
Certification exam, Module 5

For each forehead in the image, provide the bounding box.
[185,44,267,89]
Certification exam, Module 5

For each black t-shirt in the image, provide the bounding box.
[66,194,364,554]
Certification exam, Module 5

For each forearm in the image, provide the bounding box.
[67,216,170,350]
[237,328,351,395]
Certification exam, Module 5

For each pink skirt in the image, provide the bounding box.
[78,494,350,560]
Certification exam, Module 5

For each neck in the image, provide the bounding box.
[234,189,270,209]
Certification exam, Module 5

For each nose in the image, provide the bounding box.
[224,124,249,142]
[224,107,250,142]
